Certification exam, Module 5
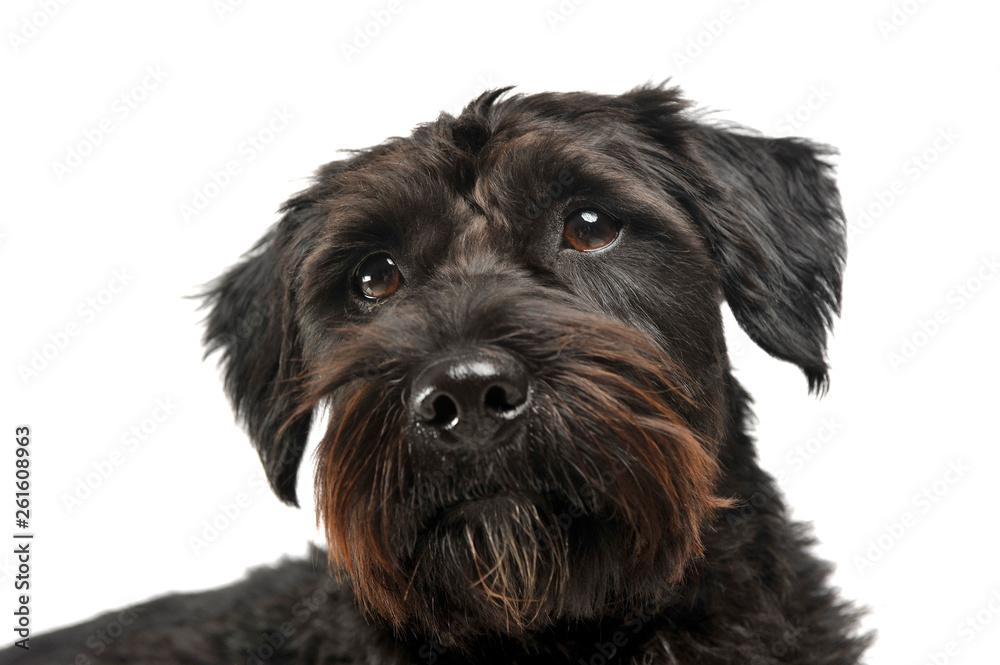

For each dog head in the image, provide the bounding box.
[202,84,845,647]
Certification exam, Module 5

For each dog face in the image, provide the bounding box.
[202,85,845,647]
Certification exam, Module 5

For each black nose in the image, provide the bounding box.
[410,349,530,444]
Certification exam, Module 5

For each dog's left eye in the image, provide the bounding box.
[564,209,620,251]
[356,253,402,299]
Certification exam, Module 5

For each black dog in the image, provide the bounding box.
[14,84,871,664]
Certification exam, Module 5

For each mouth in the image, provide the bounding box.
[422,490,548,530]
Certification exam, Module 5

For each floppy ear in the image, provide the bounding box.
[690,126,845,393]
[201,168,340,506]
[624,85,846,393]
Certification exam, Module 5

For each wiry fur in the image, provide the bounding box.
[304,289,731,643]
[10,83,872,665]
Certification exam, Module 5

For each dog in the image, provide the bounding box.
[13,84,872,664]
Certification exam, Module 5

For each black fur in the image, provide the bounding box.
[11,84,871,664]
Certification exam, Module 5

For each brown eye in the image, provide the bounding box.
[564,209,620,251]
[357,253,402,299]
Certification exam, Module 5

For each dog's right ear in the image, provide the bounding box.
[201,163,343,506]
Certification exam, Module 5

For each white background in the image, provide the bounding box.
[2,1,999,662]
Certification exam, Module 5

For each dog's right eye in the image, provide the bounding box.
[356,253,402,300]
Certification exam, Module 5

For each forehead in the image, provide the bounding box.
[319,107,672,243]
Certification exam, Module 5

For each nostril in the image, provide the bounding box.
[428,393,459,428]
[483,382,526,416]
[484,385,509,412]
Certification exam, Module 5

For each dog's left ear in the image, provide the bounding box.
[624,86,846,393]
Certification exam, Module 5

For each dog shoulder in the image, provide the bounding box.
[8,556,397,665]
